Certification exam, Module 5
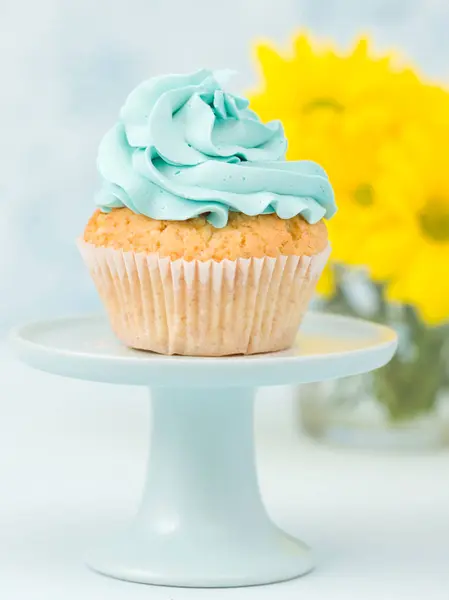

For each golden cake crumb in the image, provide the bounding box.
[83,208,328,261]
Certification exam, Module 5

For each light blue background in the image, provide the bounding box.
[2,0,449,331]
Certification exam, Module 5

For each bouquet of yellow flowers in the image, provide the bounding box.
[250,33,449,422]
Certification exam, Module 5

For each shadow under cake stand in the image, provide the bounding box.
[11,312,397,588]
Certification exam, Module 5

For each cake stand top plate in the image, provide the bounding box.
[10,312,397,388]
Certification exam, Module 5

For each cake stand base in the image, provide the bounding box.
[87,387,311,587]
[11,312,397,588]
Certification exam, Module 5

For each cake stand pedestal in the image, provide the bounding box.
[11,312,397,588]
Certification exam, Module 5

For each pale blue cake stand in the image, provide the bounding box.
[11,312,397,588]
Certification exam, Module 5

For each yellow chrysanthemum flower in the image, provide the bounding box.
[249,34,419,292]
[250,33,449,323]
[358,124,449,325]
[250,35,416,159]
[326,74,449,278]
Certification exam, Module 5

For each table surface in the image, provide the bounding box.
[1,344,449,600]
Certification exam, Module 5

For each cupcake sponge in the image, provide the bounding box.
[84,208,328,261]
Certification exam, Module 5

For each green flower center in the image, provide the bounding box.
[353,183,375,207]
[419,198,449,242]
[302,97,345,114]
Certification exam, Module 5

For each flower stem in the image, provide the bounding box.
[322,266,448,421]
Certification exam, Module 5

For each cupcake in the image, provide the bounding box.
[79,70,336,356]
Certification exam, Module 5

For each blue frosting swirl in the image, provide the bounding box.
[95,69,336,228]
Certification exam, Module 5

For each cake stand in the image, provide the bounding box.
[10,312,397,588]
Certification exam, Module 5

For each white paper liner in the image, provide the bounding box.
[77,240,330,356]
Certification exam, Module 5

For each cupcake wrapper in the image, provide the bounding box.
[77,240,330,356]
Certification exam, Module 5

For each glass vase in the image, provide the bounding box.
[298,377,449,451]
[299,268,449,451]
